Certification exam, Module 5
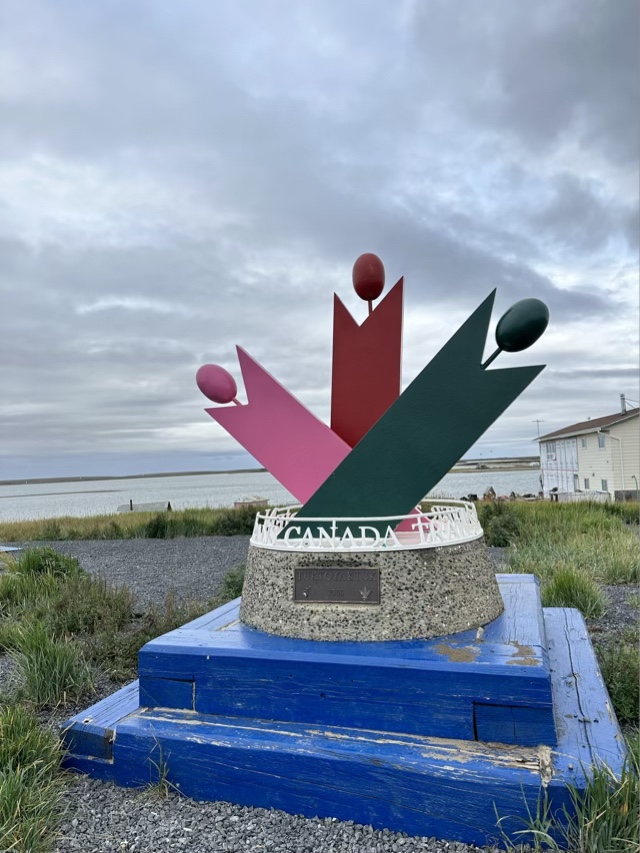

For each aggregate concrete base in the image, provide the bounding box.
[240,538,504,641]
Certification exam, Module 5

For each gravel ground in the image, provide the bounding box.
[19,537,251,609]
[4,539,634,853]
[587,584,640,645]
[52,780,504,853]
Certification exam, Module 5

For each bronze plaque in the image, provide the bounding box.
[294,567,380,604]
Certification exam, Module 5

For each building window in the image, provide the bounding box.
[545,441,556,461]
[601,479,608,492]
[581,437,587,448]
[584,478,590,489]
[598,434,606,448]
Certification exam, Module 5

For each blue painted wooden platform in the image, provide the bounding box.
[62,574,627,847]
[137,574,555,746]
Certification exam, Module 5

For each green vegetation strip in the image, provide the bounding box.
[0,547,245,850]
[0,504,259,542]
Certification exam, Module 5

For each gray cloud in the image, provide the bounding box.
[0,0,637,478]
[410,0,639,167]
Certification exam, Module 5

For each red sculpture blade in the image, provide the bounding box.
[330,278,403,447]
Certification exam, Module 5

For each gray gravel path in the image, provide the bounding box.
[20,537,251,609]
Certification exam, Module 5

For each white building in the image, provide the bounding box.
[538,405,639,500]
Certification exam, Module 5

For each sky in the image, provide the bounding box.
[0,0,638,480]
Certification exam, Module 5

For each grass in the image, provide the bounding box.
[626,592,640,609]
[505,501,640,585]
[0,704,66,853]
[540,567,605,619]
[87,590,227,681]
[0,505,259,542]
[500,751,640,853]
[596,641,640,726]
[9,622,95,706]
[482,500,640,850]
[0,546,246,851]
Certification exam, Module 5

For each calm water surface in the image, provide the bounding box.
[0,469,541,522]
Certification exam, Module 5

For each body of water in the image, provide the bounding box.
[0,469,541,522]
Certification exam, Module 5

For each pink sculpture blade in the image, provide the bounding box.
[206,347,351,504]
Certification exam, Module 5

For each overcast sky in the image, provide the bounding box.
[1,0,638,479]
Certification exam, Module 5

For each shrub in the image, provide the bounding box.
[479,502,521,547]
[145,513,169,538]
[9,623,94,706]
[210,506,257,536]
[541,567,605,619]
[17,547,82,577]
[218,565,245,601]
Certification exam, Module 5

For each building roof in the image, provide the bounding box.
[538,408,639,442]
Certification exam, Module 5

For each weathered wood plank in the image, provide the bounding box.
[544,607,626,777]
[111,708,553,847]
[63,681,139,759]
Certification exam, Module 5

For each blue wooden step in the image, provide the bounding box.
[62,680,139,760]
[137,574,555,746]
[61,601,627,847]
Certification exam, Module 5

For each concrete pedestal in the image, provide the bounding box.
[240,538,504,641]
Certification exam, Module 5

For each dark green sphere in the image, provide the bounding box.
[495,299,549,352]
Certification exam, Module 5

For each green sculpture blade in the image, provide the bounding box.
[291,290,544,533]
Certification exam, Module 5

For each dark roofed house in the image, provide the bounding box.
[537,401,639,500]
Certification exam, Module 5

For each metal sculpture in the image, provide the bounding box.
[198,254,549,527]
[61,253,627,849]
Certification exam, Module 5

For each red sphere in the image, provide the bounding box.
[196,364,237,404]
[352,253,385,302]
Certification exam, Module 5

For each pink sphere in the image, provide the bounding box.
[352,253,385,301]
[196,364,237,404]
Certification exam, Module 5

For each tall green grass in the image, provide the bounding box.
[541,567,605,618]
[9,622,95,706]
[500,752,640,853]
[506,502,640,584]
[0,505,260,542]
[0,704,65,853]
[596,641,640,726]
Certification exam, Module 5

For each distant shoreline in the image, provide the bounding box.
[0,468,267,487]
[0,460,539,487]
